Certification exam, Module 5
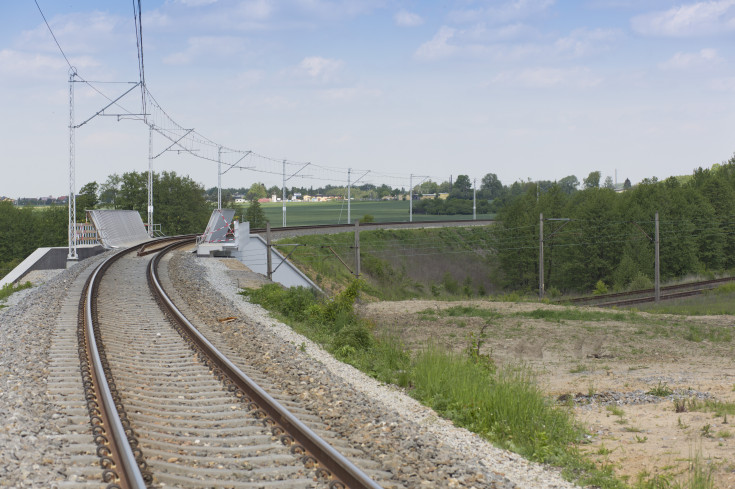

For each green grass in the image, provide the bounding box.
[513,308,637,322]
[0,281,32,301]
[647,381,674,397]
[251,200,495,227]
[240,280,627,489]
[632,290,735,316]
[276,226,498,301]
[685,398,735,417]
[413,306,640,324]
[417,305,503,320]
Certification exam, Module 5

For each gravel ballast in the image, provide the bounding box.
[170,252,579,489]
[1,249,578,488]
[0,254,110,488]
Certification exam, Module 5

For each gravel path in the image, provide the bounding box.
[0,254,111,488]
[177,254,579,489]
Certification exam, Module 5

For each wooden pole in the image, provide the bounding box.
[539,213,544,299]
[655,212,660,303]
[266,222,273,280]
[354,220,360,279]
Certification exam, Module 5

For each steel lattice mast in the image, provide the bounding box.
[68,67,78,260]
[148,123,154,236]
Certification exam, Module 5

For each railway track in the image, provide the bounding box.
[74,238,386,488]
[562,276,735,308]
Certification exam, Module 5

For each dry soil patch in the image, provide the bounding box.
[359,299,735,488]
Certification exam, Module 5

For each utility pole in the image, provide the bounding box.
[347,168,351,224]
[147,126,154,236]
[67,68,77,261]
[354,220,360,278]
[282,160,286,227]
[281,160,310,228]
[217,146,222,210]
[539,213,544,299]
[409,174,413,222]
[473,178,477,220]
[655,212,660,303]
[266,222,273,280]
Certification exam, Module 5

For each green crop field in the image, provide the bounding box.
[253,200,495,227]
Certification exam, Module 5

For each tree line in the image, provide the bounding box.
[493,155,735,294]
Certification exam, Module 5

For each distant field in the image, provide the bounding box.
[255,200,495,227]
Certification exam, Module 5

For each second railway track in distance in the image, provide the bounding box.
[81,238,387,488]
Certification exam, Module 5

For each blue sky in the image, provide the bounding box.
[1,0,734,198]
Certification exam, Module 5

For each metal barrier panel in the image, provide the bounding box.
[88,210,151,248]
[201,209,235,243]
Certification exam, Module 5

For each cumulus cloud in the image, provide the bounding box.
[298,56,344,82]
[291,0,381,20]
[320,86,382,101]
[0,49,67,77]
[449,0,555,24]
[177,0,219,6]
[163,36,249,64]
[631,0,735,37]
[414,26,458,60]
[394,9,423,27]
[415,24,618,62]
[554,28,620,57]
[19,11,130,55]
[491,67,603,88]
[659,48,721,69]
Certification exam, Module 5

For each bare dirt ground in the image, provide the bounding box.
[358,299,735,488]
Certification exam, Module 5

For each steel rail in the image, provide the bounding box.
[149,239,384,489]
[250,218,496,234]
[84,248,149,489]
[596,288,720,308]
[562,276,735,306]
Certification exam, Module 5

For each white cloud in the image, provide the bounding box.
[415,25,618,62]
[298,56,344,82]
[319,86,382,101]
[414,26,458,60]
[234,0,275,21]
[491,67,603,88]
[19,11,131,55]
[631,0,735,37]
[177,0,219,6]
[554,28,620,57]
[659,48,721,69]
[0,49,96,78]
[449,0,555,24]
[163,36,249,65]
[394,9,424,27]
[291,0,382,20]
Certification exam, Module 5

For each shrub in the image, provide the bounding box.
[442,272,459,295]
[593,280,608,295]
[546,285,561,299]
[628,272,653,291]
[0,281,32,301]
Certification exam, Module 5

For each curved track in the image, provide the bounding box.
[78,239,385,488]
[563,276,735,308]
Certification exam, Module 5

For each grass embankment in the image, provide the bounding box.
[239,282,628,488]
[632,283,735,316]
[0,281,32,309]
[0,281,32,302]
[258,200,495,226]
[275,226,498,300]
[424,305,733,346]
